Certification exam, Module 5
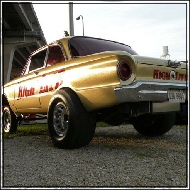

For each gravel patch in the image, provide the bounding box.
[2,124,188,188]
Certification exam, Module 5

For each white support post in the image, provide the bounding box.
[3,44,15,84]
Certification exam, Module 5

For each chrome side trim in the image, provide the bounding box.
[139,90,167,94]
[114,81,187,102]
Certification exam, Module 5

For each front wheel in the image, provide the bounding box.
[2,106,18,133]
[48,89,96,149]
[132,112,176,136]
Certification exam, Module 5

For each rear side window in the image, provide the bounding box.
[69,36,138,57]
[46,45,65,66]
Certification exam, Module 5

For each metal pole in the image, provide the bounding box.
[81,15,84,36]
[69,2,74,36]
[76,15,84,36]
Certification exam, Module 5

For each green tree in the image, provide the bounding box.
[64,31,69,37]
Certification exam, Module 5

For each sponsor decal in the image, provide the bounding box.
[153,69,187,81]
[55,80,63,89]
[18,86,35,98]
[39,85,53,93]
[18,80,63,97]
[39,80,63,93]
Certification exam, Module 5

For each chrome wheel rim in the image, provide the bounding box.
[53,102,69,137]
[3,110,11,132]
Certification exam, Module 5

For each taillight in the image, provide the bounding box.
[117,61,132,81]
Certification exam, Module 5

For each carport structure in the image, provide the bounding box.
[2,2,47,84]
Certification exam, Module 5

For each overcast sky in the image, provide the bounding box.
[32,1,189,61]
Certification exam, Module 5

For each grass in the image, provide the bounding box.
[96,122,109,128]
[3,121,187,139]
[3,124,48,139]
[3,122,109,139]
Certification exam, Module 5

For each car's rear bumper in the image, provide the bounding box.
[114,81,187,103]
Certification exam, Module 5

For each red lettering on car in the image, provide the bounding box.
[153,69,186,81]
[18,86,35,97]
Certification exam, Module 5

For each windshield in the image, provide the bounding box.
[69,36,138,57]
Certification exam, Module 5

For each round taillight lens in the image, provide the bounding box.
[117,61,132,81]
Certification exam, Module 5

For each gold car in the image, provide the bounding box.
[2,36,188,149]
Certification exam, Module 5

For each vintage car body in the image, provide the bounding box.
[2,36,188,149]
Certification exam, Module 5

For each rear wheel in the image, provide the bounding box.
[2,106,18,133]
[132,112,176,136]
[48,89,96,149]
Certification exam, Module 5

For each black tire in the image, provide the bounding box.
[2,106,18,133]
[47,88,96,149]
[132,112,176,136]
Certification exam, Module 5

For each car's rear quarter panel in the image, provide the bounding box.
[133,55,187,84]
[57,53,124,111]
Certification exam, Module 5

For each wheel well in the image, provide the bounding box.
[58,87,74,93]
[57,87,81,101]
[50,87,88,112]
[2,94,9,106]
[48,87,76,109]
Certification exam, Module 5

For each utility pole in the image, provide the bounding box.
[69,2,74,36]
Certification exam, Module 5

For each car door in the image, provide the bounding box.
[14,47,48,111]
[38,44,66,108]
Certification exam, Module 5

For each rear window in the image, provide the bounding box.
[69,36,138,57]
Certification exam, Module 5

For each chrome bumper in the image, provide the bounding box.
[114,81,187,103]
